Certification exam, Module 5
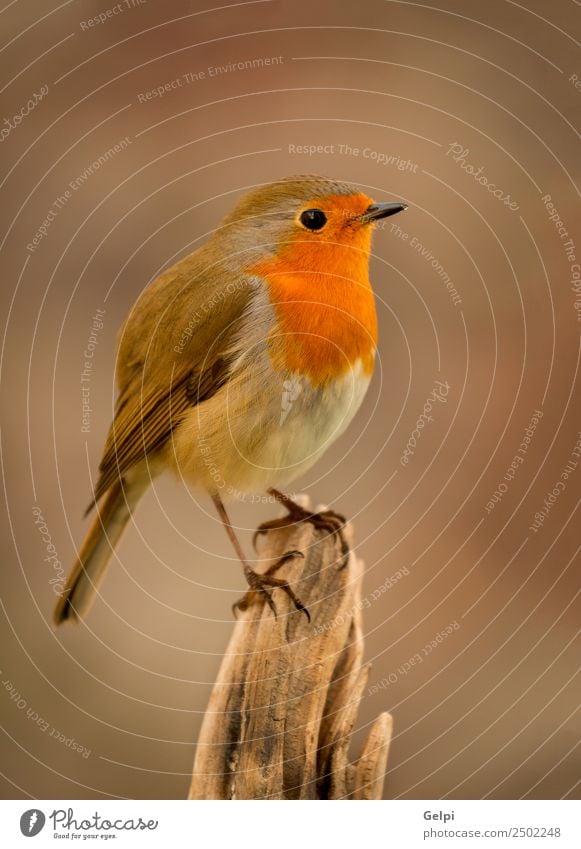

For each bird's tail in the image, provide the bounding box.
[53,478,146,626]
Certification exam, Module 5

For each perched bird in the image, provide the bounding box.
[53,175,406,626]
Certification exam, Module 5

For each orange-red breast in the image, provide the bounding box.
[53,175,406,625]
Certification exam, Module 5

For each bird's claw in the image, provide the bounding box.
[255,489,351,569]
[233,552,310,623]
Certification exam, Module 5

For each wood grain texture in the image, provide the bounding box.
[189,502,392,800]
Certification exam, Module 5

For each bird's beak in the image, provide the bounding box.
[360,202,408,224]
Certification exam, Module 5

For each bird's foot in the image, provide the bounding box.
[233,550,310,622]
[254,488,350,569]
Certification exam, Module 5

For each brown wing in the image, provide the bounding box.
[86,356,230,514]
[86,237,256,514]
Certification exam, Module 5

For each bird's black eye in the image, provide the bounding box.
[300,208,327,230]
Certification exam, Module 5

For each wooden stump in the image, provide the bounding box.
[189,501,392,800]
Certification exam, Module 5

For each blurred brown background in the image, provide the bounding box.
[0,0,579,800]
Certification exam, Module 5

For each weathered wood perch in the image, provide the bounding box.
[189,499,392,800]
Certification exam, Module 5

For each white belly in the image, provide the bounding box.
[251,363,371,489]
[173,359,372,497]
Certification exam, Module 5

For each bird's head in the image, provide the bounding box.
[208,176,406,382]
[216,175,407,272]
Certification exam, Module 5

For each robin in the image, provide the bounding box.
[53,175,406,626]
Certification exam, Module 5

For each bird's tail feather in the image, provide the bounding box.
[53,478,145,626]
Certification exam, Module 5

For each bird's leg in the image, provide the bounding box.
[254,488,351,569]
[211,494,310,622]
